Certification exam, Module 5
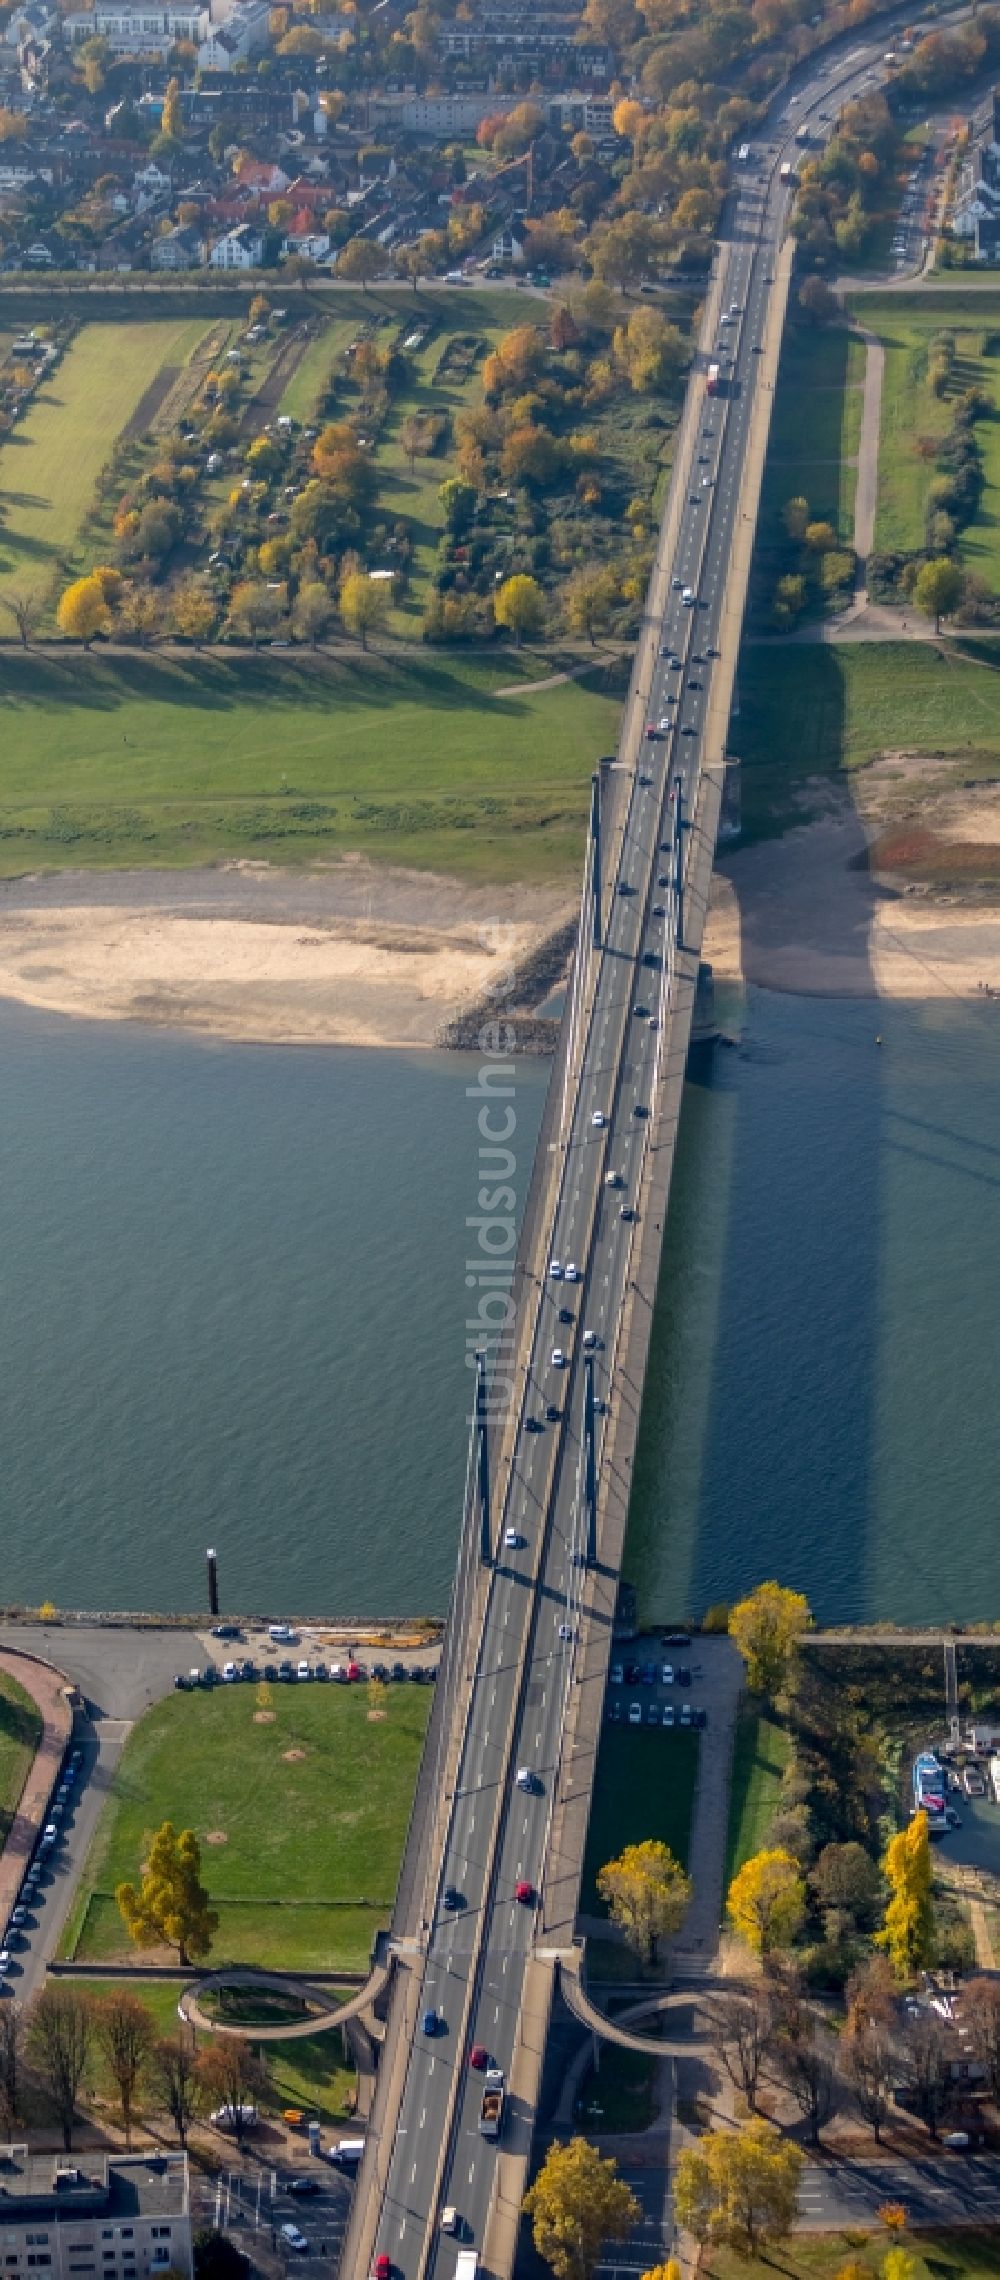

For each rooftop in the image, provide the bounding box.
[0,2149,188,2224]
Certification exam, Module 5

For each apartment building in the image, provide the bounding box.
[0,2151,191,2280]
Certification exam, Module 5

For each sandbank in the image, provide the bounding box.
[0,864,573,1048]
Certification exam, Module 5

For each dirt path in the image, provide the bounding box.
[0,1649,72,1931]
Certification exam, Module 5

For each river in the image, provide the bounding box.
[1,989,997,1625]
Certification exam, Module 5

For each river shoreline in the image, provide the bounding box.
[0,862,574,1050]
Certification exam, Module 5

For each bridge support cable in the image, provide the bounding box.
[675,784,692,955]
[476,1347,492,1568]
[589,771,602,951]
[583,1356,598,1571]
[559,828,596,1141]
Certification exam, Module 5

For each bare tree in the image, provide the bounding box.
[959,1976,1000,2101]
[897,2012,955,2140]
[151,2035,201,2148]
[28,1987,92,2149]
[0,591,40,648]
[0,2002,22,2130]
[96,1992,156,2147]
[196,2038,266,2151]
[842,2022,896,2145]
[711,1985,774,2114]
[771,1998,838,2146]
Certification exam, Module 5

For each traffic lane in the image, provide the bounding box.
[592,2157,673,2280]
[190,2161,353,2261]
[797,2153,1000,2229]
[5,1717,127,2006]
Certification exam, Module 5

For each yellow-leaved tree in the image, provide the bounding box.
[877,1811,935,1980]
[340,570,388,649]
[56,572,112,647]
[727,1847,806,1959]
[729,1579,811,1696]
[523,2138,639,2280]
[494,573,544,645]
[674,2119,803,2260]
[596,1839,691,1966]
[116,1822,218,1967]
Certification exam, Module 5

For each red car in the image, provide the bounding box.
[469,2044,489,2070]
[373,2260,391,2280]
[515,1880,536,1905]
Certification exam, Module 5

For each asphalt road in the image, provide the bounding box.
[797,2150,1000,2228]
[369,21,943,2278]
[189,2153,355,2276]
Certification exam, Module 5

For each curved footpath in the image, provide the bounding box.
[179,1960,393,2041]
[0,1649,73,1930]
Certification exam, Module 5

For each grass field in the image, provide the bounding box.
[761,322,865,549]
[581,1727,699,1919]
[0,646,622,879]
[724,1704,790,1884]
[736,639,1000,839]
[0,1668,41,1851]
[0,321,209,612]
[705,2235,1000,2280]
[850,291,1000,579]
[71,1976,357,2122]
[61,1682,431,1974]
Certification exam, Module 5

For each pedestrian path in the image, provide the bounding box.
[0,1648,73,1930]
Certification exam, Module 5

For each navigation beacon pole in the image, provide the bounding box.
[589,771,602,950]
[583,1356,598,1569]
[476,1348,492,1567]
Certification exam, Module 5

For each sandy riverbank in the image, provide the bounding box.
[0,864,573,1048]
[704,810,1000,1001]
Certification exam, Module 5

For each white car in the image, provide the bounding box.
[628,1701,642,1725]
[591,1110,606,1127]
[558,1622,574,1641]
[662,1704,675,1728]
[548,1259,563,1279]
[504,1528,523,1549]
[297,1660,311,1681]
[564,1262,579,1282]
[582,1330,597,1350]
[657,715,672,732]
[223,1661,238,1682]
[662,1663,674,1685]
[280,2227,308,2255]
[604,1170,623,1189]
[550,1348,566,1368]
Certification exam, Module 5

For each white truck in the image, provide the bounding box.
[990,1753,1000,1804]
[455,2256,478,2280]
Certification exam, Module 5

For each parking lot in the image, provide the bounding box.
[604,1637,711,1737]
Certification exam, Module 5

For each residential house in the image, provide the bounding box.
[150,220,205,265]
[953,87,1000,259]
[209,219,263,265]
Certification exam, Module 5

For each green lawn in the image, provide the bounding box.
[0,1669,41,1850]
[51,1976,357,2123]
[0,647,622,880]
[581,1726,699,1917]
[705,2236,1000,2280]
[849,290,1000,578]
[761,322,865,548]
[277,316,361,424]
[61,1682,431,1974]
[578,2043,661,2131]
[0,321,207,610]
[724,1704,790,1884]
[736,639,1000,839]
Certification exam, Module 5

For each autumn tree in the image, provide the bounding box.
[896,2010,955,2139]
[586,212,656,292]
[152,2035,201,2147]
[564,567,616,645]
[400,415,424,470]
[116,1822,218,1967]
[57,572,112,648]
[292,581,333,647]
[782,496,810,543]
[674,2120,803,2260]
[335,237,384,289]
[958,1976,1000,2099]
[878,1813,934,1980]
[28,1987,92,2150]
[805,521,838,554]
[196,2039,266,2151]
[729,1580,811,1695]
[842,2017,896,2144]
[811,1842,882,1929]
[0,590,40,647]
[95,1991,156,2147]
[161,76,182,142]
[340,570,388,649]
[612,308,686,393]
[596,1840,691,1965]
[226,581,286,649]
[172,581,216,648]
[727,1849,806,1959]
[494,573,544,645]
[117,583,160,646]
[913,555,963,632]
[523,2138,640,2280]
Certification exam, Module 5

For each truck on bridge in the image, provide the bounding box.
[479,2078,504,2139]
